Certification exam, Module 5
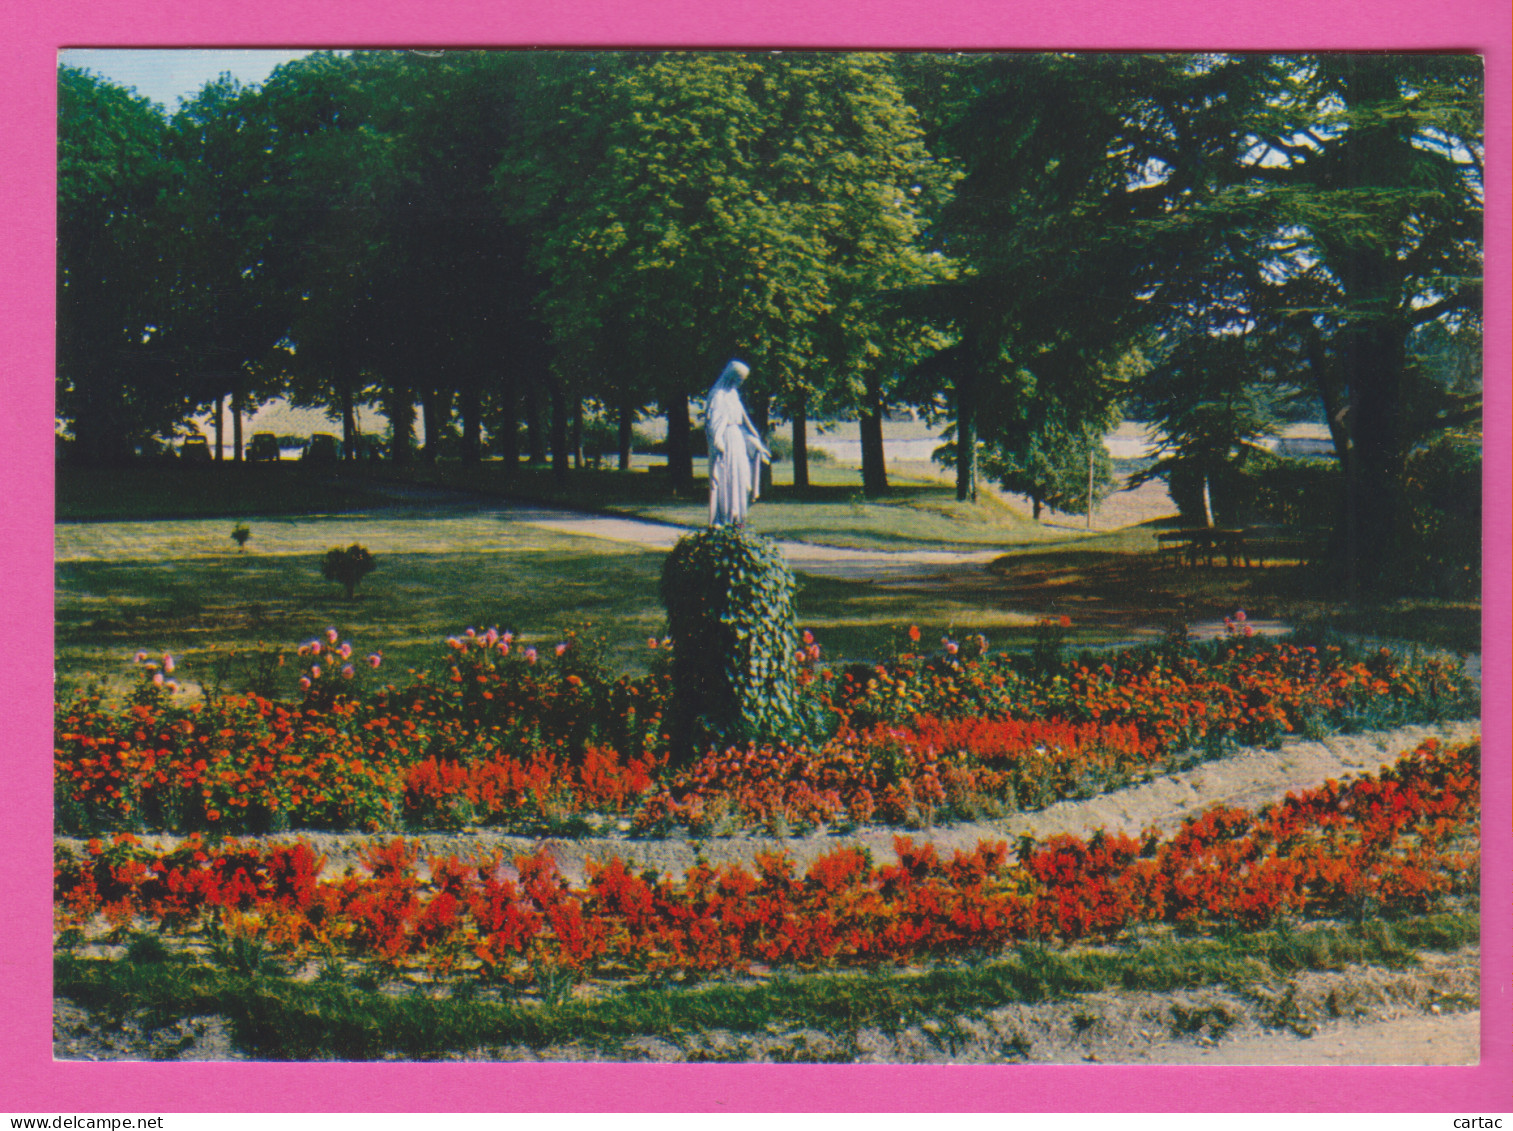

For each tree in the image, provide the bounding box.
[57,67,182,462]
[257,51,393,460]
[502,52,956,493]
[903,54,1145,505]
[1129,335,1286,525]
[979,420,1116,521]
[1113,54,1484,589]
[162,75,295,460]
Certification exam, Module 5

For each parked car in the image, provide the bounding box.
[247,432,281,462]
[303,433,340,464]
[180,435,212,464]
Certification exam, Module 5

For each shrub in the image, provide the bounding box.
[1246,455,1342,528]
[1167,448,1340,528]
[321,544,377,598]
[1400,429,1480,597]
[660,526,801,762]
[231,523,251,552]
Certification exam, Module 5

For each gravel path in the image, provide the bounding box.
[389,490,1017,582]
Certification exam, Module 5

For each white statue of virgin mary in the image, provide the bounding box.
[704,359,771,526]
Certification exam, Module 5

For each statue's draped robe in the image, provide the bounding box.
[705,362,765,526]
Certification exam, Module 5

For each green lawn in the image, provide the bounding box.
[59,460,1081,552]
[397,457,1082,552]
[55,461,1479,701]
[54,511,1107,699]
[55,517,672,696]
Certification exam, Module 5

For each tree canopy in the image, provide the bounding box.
[56,50,1482,593]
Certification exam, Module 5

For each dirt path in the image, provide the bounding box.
[379,488,1017,582]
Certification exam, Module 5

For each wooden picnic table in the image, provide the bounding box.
[1156,526,1252,568]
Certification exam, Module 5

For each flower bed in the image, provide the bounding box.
[633,716,1160,833]
[831,638,1474,745]
[54,626,1478,836]
[55,739,1479,987]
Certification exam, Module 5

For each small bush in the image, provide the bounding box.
[231,523,251,552]
[321,544,377,598]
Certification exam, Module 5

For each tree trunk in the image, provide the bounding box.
[1343,323,1407,593]
[859,374,888,497]
[791,391,810,490]
[496,372,518,475]
[385,385,414,465]
[525,380,547,464]
[955,371,977,503]
[214,394,224,462]
[232,384,244,463]
[748,390,772,494]
[618,400,634,471]
[571,397,584,470]
[340,381,357,462]
[550,380,569,485]
[460,382,482,466]
[1032,494,1043,521]
[664,391,693,488]
[421,387,452,464]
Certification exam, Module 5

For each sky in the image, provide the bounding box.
[57,48,313,111]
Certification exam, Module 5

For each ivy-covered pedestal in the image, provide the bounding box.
[660,526,800,763]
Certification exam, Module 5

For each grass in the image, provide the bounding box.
[55,515,671,694]
[53,506,1078,697]
[61,458,1081,551]
[55,461,1481,701]
[982,542,1483,655]
[54,911,1478,1061]
[358,457,1079,553]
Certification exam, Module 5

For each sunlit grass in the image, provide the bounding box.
[55,461,1480,700]
[55,517,671,695]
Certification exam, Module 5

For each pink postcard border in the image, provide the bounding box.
[3,0,1508,1112]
